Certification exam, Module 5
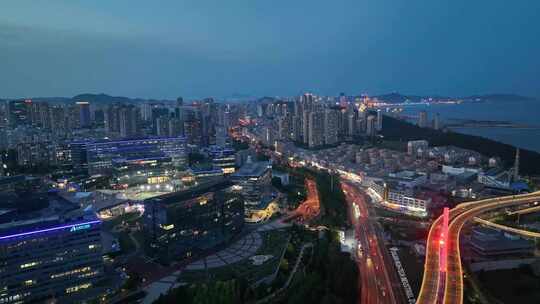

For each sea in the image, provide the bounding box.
[394,99,540,153]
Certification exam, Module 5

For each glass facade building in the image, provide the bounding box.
[111,155,174,188]
[0,212,103,303]
[143,179,244,260]
[72,137,186,175]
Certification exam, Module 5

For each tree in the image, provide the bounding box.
[280,259,289,272]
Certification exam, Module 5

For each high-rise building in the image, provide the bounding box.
[302,111,310,145]
[215,125,228,146]
[277,114,292,140]
[308,111,325,148]
[141,103,153,121]
[8,99,29,127]
[263,126,274,146]
[376,109,383,131]
[119,105,139,138]
[0,204,104,304]
[38,102,51,129]
[513,148,520,181]
[183,108,202,145]
[292,115,302,142]
[347,113,356,137]
[50,105,66,134]
[433,113,441,130]
[66,104,81,130]
[104,105,120,135]
[77,101,91,128]
[418,110,428,128]
[324,109,339,145]
[366,115,376,136]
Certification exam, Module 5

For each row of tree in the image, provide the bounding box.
[153,280,245,304]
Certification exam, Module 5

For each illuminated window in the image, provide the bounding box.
[66,283,92,294]
[51,266,91,279]
[20,262,39,269]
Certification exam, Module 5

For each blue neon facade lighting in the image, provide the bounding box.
[0,220,101,241]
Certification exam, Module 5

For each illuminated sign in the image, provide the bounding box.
[70,224,91,232]
[0,220,100,241]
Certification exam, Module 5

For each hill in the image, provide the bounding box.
[72,93,170,104]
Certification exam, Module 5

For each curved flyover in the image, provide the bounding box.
[417,191,540,304]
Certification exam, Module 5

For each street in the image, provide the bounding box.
[342,181,404,304]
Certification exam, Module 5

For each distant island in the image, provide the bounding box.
[372,92,536,104]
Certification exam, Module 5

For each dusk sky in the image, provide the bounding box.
[2,1,540,99]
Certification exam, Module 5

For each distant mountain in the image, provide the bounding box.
[72,93,171,104]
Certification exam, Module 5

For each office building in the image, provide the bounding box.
[111,156,174,189]
[143,179,244,259]
[0,198,104,304]
[208,146,236,174]
[231,158,271,206]
[76,137,186,175]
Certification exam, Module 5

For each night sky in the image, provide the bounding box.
[1,0,539,99]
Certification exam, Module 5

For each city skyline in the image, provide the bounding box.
[2,1,540,99]
[2,2,540,304]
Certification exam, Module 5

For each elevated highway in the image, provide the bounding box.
[416,191,540,304]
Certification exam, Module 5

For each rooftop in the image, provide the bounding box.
[471,226,534,252]
[233,161,271,178]
[147,178,233,205]
[0,193,95,237]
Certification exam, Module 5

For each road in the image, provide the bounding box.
[342,181,404,304]
[416,191,540,304]
[284,178,320,222]
[473,217,540,238]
